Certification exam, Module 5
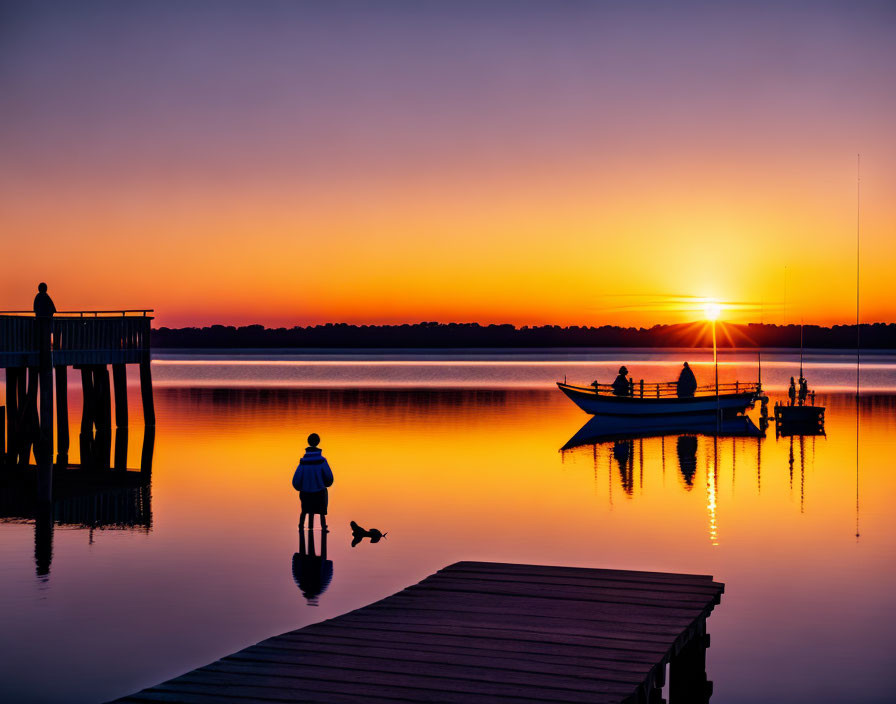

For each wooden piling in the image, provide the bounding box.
[6,368,19,464]
[670,619,711,703]
[95,365,112,432]
[139,356,154,427]
[37,315,54,502]
[140,426,155,475]
[55,365,69,464]
[114,428,128,471]
[79,367,95,468]
[112,363,128,429]
[22,368,39,467]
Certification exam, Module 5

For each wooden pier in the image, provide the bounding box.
[114,561,723,704]
[0,310,154,501]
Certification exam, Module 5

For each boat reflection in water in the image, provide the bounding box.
[561,413,764,450]
[560,414,766,510]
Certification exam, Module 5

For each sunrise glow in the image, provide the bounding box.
[2,3,894,328]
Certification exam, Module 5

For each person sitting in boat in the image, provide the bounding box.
[612,366,631,397]
[676,362,697,398]
[788,377,797,406]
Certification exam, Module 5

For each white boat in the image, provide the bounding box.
[557,381,760,417]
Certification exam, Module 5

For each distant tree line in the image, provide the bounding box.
[151,321,896,349]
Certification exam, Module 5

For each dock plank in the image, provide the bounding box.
[112,561,724,704]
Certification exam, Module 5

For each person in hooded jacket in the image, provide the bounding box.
[293,433,334,532]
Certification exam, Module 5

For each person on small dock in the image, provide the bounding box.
[676,361,697,398]
[612,366,631,396]
[292,433,334,532]
[788,377,797,406]
[798,376,808,406]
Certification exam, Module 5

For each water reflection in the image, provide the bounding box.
[292,528,333,606]
[677,436,698,488]
[0,430,154,579]
[557,406,846,548]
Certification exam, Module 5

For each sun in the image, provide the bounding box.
[704,301,722,321]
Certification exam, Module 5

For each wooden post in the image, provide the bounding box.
[79,366,95,469]
[114,428,128,470]
[94,426,112,471]
[140,426,155,475]
[55,365,69,466]
[95,365,112,432]
[139,355,155,427]
[22,368,39,468]
[5,368,18,465]
[37,316,54,502]
[639,379,644,398]
[112,363,128,428]
[670,621,711,704]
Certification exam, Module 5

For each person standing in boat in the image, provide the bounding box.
[676,362,697,398]
[293,433,334,533]
[788,377,797,406]
[612,366,631,396]
[798,377,809,406]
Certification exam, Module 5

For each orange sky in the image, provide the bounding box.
[1,3,894,328]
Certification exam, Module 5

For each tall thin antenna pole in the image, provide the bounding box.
[856,153,861,398]
[799,322,804,379]
[758,300,763,388]
[855,153,861,541]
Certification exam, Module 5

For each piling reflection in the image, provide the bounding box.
[292,528,333,606]
[0,427,154,578]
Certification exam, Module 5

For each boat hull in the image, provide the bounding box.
[557,383,757,417]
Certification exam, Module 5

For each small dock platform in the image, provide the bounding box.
[114,561,724,704]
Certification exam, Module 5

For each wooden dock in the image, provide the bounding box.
[113,561,723,704]
[1,310,154,501]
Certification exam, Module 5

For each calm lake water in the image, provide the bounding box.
[1,349,894,703]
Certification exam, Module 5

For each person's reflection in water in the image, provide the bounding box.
[676,435,698,488]
[613,440,634,494]
[292,528,333,606]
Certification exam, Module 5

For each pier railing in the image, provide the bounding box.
[0,311,153,368]
[579,380,760,398]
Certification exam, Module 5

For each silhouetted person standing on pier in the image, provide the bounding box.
[676,362,697,398]
[33,282,56,365]
[788,377,796,406]
[33,282,56,318]
[293,433,334,532]
[612,366,631,397]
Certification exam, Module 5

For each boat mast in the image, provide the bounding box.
[758,300,763,390]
